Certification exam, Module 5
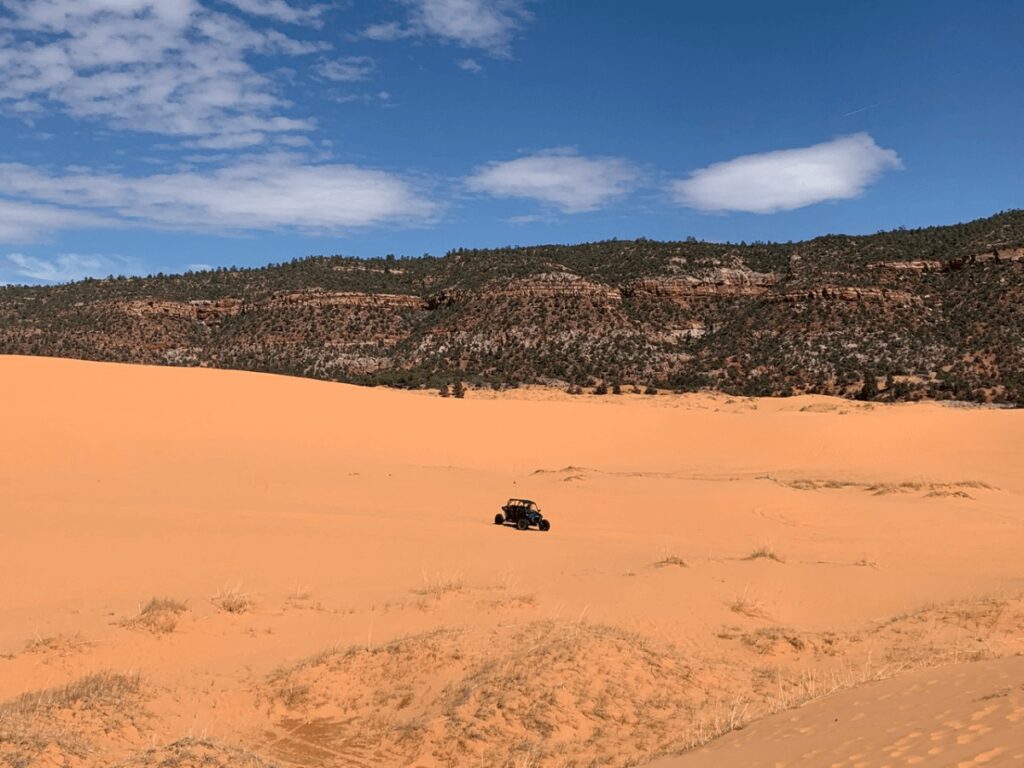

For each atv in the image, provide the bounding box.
[494,498,551,531]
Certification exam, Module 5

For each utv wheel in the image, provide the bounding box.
[538,520,550,532]
[494,514,505,525]
[516,518,529,531]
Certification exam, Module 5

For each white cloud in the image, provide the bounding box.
[671,133,903,214]
[316,56,377,82]
[2,252,142,284]
[466,150,639,213]
[0,199,110,242]
[0,0,321,145]
[220,0,327,26]
[0,157,438,235]
[331,90,392,105]
[364,0,531,56]
[362,21,415,42]
[456,57,482,73]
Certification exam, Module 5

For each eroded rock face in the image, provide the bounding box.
[873,248,1024,273]
[627,268,782,301]
[872,260,945,273]
[118,298,243,325]
[969,247,1024,265]
[190,299,244,325]
[121,299,199,321]
[484,272,622,301]
[261,289,428,311]
[435,272,623,307]
[772,286,923,306]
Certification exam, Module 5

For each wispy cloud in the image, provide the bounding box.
[0,199,110,243]
[0,156,438,238]
[671,133,902,214]
[456,57,482,73]
[0,0,322,147]
[467,149,639,213]
[332,90,392,105]
[2,252,144,285]
[220,0,328,26]
[362,21,416,42]
[316,56,377,82]
[363,0,532,56]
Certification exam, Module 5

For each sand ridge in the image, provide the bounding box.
[1,355,1023,766]
[649,656,1024,767]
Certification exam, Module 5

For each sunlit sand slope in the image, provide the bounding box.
[650,656,1024,767]
[1,355,1022,767]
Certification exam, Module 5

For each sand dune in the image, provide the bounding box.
[650,656,1024,767]
[1,355,1023,767]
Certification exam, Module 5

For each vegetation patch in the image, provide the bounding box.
[652,555,689,568]
[263,622,699,767]
[212,585,254,614]
[120,597,189,634]
[3,212,1023,403]
[0,672,143,767]
[744,545,785,563]
[23,632,91,655]
[411,573,464,600]
[115,738,280,768]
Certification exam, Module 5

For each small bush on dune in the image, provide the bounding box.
[121,597,189,634]
[744,545,785,563]
[212,585,254,614]
[652,555,688,569]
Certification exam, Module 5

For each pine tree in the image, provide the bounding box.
[859,371,879,401]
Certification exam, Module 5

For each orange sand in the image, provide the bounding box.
[652,657,1024,767]
[1,355,1022,767]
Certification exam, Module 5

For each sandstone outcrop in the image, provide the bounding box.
[628,268,781,301]
[261,289,427,311]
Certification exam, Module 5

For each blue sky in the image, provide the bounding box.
[1,0,1021,284]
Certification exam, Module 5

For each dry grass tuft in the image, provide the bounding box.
[115,737,280,767]
[482,593,538,610]
[924,489,973,498]
[730,588,770,619]
[652,555,689,569]
[212,584,254,614]
[744,545,785,563]
[411,573,464,600]
[0,672,142,766]
[741,626,807,655]
[287,583,312,601]
[1,672,140,717]
[23,632,90,655]
[776,476,995,497]
[284,584,325,611]
[120,597,189,634]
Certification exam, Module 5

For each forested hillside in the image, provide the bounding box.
[3,210,1023,403]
